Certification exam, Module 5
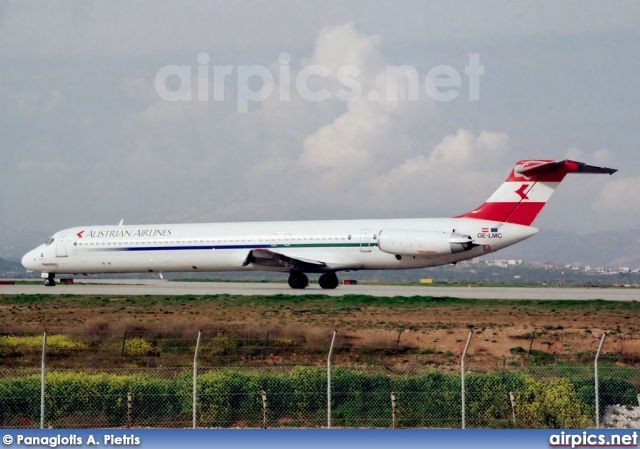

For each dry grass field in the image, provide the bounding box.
[1,293,639,368]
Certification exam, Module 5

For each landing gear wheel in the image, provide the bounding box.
[318,272,339,290]
[288,272,309,289]
[43,276,55,287]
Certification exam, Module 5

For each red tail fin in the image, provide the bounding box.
[456,160,616,226]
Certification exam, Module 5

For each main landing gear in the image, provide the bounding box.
[43,274,56,287]
[288,272,309,289]
[318,272,339,290]
[287,272,340,290]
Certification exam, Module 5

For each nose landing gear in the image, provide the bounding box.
[43,274,56,287]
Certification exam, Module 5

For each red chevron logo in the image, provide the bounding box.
[515,184,529,200]
[76,230,85,238]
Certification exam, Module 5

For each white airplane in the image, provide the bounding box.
[22,159,616,289]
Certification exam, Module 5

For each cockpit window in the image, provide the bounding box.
[45,237,55,246]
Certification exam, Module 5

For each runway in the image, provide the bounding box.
[0,279,638,301]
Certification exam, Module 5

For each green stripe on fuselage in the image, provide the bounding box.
[283,243,378,249]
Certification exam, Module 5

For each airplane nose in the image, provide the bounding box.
[21,250,38,271]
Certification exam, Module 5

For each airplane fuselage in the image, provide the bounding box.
[22,217,537,275]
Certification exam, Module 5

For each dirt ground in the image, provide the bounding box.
[1,294,639,367]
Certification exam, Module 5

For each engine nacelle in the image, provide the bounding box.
[378,229,474,256]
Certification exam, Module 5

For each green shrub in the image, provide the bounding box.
[392,371,461,427]
[0,335,88,358]
[270,338,302,349]
[574,376,638,419]
[0,368,613,429]
[332,369,391,427]
[0,375,40,427]
[514,376,592,428]
[197,370,248,426]
[124,338,160,357]
[199,334,237,356]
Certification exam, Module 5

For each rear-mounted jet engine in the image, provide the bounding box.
[378,229,474,256]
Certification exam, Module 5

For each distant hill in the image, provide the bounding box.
[488,227,640,267]
[0,258,22,270]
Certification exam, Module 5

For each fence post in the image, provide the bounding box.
[394,330,402,355]
[509,392,516,427]
[121,331,127,357]
[461,331,472,429]
[327,330,337,429]
[193,330,202,429]
[391,392,397,429]
[262,391,268,429]
[595,332,606,429]
[40,331,47,429]
[527,329,535,355]
[127,392,132,428]
[262,330,270,360]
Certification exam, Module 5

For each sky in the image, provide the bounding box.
[1,1,639,262]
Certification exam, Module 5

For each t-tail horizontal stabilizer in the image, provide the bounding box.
[516,160,617,177]
[456,159,617,226]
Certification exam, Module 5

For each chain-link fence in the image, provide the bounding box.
[1,330,639,429]
[1,364,639,429]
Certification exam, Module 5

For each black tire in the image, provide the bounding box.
[318,272,339,289]
[288,272,309,289]
[44,278,55,287]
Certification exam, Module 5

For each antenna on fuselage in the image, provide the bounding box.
[118,219,124,226]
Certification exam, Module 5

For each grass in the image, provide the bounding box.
[9,280,45,285]
[0,293,633,310]
[1,293,638,370]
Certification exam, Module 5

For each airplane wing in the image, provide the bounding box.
[244,248,328,272]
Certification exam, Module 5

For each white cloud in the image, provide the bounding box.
[566,146,613,166]
[2,88,64,118]
[425,129,509,169]
[298,23,434,180]
[303,22,383,76]
[593,177,640,213]
[299,100,395,170]
[370,129,511,214]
